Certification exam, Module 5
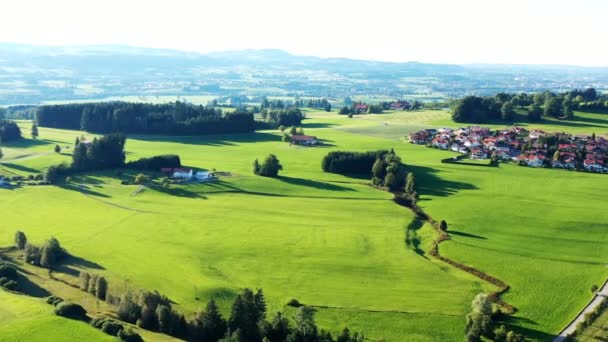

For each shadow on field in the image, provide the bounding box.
[59,183,111,198]
[277,176,354,192]
[303,122,336,129]
[64,255,105,271]
[130,132,280,146]
[449,230,487,240]
[16,273,52,298]
[2,138,51,149]
[148,184,208,199]
[499,316,555,341]
[405,217,428,259]
[1,163,41,174]
[408,165,478,197]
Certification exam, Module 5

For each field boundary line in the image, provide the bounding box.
[393,194,516,314]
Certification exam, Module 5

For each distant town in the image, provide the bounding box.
[409,126,608,173]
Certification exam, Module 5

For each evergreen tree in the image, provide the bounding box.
[96,276,108,301]
[54,144,61,153]
[371,158,386,185]
[31,122,39,139]
[266,312,291,342]
[253,159,261,175]
[200,299,227,342]
[39,245,56,268]
[14,231,27,250]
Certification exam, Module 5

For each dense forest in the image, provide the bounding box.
[452,88,607,123]
[0,120,22,142]
[36,101,254,135]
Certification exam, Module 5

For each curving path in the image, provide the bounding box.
[553,280,608,342]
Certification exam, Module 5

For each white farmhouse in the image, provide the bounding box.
[172,169,193,179]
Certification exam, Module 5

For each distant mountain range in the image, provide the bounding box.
[0,44,606,105]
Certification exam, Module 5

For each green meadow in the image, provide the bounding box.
[1,110,608,341]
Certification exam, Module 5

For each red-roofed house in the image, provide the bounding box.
[291,135,318,145]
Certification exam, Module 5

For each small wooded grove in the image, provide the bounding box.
[0,120,22,142]
[35,101,254,135]
[451,88,607,123]
[322,150,408,191]
[44,133,181,183]
[322,150,388,175]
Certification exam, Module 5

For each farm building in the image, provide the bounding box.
[291,135,318,145]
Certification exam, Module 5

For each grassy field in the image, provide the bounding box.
[0,290,114,342]
[1,109,608,341]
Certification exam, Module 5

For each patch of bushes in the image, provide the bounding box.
[24,236,67,269]
[253,154,283,178]
[46,296,64,306]
[0,261,20,291]
[54,302,88,321]
[286,298,303,307]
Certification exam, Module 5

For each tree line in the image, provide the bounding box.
[35,101,254,135]
[452,88,607,123]
[322,150,389,175]
[0,120,22,142]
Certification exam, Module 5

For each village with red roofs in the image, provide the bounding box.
[409,126,608,173]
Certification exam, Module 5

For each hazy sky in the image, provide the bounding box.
[1,0,607,66]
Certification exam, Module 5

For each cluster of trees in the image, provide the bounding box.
[260,99,288,110]
[260,108,305,127]
[305,99,332,112]
[465,294,524,342]
[0,120,22,142]
[322,150,389,175]
[371,149,407,191]
[73,134,126,171]
[337,103,383,115]
[45,134,127,183]
[17,231,67,269]
[35,101,254,135]
[125,154,181,171]
[79,271,108,301]
[253,154,283,177]
[452,88,606,123]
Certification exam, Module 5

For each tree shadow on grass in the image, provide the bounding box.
[0,163,41,174]
[276,176,355,192]
[449,230,487,240]
[498,315,556,341]
[147,184,207,199]
[407,165,478,198]
[15,273,52,298]
[303,122,337,129]
[59,183,111,198]
[130,132,280,146]
[2,138,51,149]
[405,217,428,259]
[63,255,105,271]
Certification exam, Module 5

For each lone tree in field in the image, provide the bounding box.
[15,231,27,250]
[31,122,39,139]
[54,144,61,153]
[440,220,448,232]
[255,154,282,178]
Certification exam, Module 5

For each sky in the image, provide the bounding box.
[1,0,607,66]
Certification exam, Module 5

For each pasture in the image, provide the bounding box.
[1,109,608,341]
